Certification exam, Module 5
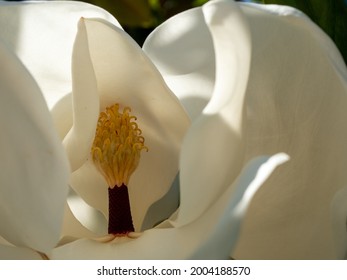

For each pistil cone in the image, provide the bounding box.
[108,184,134,234]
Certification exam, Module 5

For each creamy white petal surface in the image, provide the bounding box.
[0,236,40,259]
[60,203,103,242]
[331,186,347,259]
[63,18,99,172]
[52,153,288,259]
[0,244,41,260]
[176,0,251,227]
[143,7,215,120]
[0,40,70,254]
[235,3,347,260]
[0,0,120,109]
[145,1,347,259]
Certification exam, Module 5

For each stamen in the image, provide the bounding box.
[91,103,148,235]
[91,104,148,187]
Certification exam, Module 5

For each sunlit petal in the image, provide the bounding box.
[192,153,289,259]
[176,0,251,226]
[0,0,120,109]
[0,40,69,253]
[233,3,347,259]
[147,0,347,259]
[143,8,215,120]
[63,18,99,172]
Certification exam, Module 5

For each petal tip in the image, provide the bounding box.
[78,17,86,29]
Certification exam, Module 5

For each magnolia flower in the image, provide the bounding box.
[0,0,346,260]
[0,0,288,259]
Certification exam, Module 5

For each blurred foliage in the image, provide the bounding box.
[81,0,346,64]
[83,0,153,27]
[83,0,212,27]
[81,0,209,45]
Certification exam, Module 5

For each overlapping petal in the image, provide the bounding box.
[0,244,41,260]
[175,0,251,227]
[144,1,347,259]
[0,0,120,109]
[0,39,69,254]
[234,3,347,260]
[63,18,99,172]
[331,186,347,259]
[143,7,215,120]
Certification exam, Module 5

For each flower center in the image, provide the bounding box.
[91,103,148,235]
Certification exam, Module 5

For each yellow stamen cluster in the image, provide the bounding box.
[91,104,148,188]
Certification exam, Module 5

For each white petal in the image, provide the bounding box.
[63,18,99,172]
[192,153,289,259]
[0,40,69,253]
[50,93,73,141]
[60,203,101,242]
[331,186,347,259]
[70,160,108,218]
[69,18,190,230]
[232,4,347,259]
[0,0,120,109]
[176,0,251,226]
[0,244,41,260]
[143,8,215,120]
[66,187,107,236]
[141,173,180,230]
[52,153,288,259]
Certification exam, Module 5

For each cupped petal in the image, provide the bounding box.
[176,0,251,226]
[52,153,288,259]
[0,0,120,109]
[70,160,108,218]
[69,18,190,230]
[0,40,70,253]
[66,187,107,236]
[232,4,347,259]
[143,7,215,120]
[59,203,102,243]
[141,173,180,231]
